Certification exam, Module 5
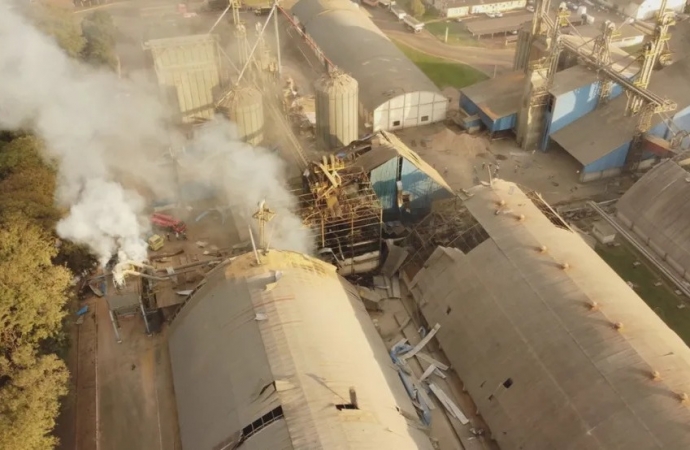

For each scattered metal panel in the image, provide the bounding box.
[381,240,409,278]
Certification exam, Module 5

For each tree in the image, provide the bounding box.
[0,137,59,228]
[410,0,426,18]
[80,11,118,69]
[0,219,71,450]
[0,219,72,347]
[27,4,85,58]
[0,350,69,450]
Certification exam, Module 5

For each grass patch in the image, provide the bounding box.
[394,40,488,89]
[596,239,690,345]
[424,20,482,47]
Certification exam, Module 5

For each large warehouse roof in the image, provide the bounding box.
[169,250,433,450]
[406,180,690,450]
[551,55,690,165]
[291,0,441,112]
[616,158,690,274]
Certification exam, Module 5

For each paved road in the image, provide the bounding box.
[369,12,515,75]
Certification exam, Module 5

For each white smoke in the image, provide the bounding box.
[0,2,312,266]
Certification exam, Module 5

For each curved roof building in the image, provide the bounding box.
[616,158,690,279]
[407,180,690,449]
[168,250,434,450]
[291,0,448,131]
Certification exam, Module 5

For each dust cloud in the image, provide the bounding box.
[0,1,311,267]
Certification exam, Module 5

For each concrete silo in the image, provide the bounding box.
[216,85,264,146]
[314,70,359,149]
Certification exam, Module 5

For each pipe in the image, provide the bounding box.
[118,270,170,282]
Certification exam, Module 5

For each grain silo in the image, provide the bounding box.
[168,250,435,450]
[314,70,359,149]
[216,85,264,146]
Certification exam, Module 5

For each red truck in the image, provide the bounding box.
[150,213,187,234]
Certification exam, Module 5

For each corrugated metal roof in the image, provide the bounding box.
[291,0,442,112]
[145,34,223,123]
[408,180,690,450]
[616,159,690,272]
[459,70,524,120]
[169,250,434,450]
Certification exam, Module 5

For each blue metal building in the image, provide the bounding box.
[550,56,690,181]
[459,71,525,136]
[345,131,453,220]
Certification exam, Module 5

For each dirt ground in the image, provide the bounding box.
[396,123,630,206]
[97,300,181,450]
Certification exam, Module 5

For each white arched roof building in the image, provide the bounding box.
[292,0,448,131]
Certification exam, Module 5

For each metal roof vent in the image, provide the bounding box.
[589,301,599,311]
[497,199,506,207]
[613,322,624,331]
[516,214,526,222]
[678,392,689,403]
[560,262,570,270]
[538,245,548,253]
[651,370,662,381]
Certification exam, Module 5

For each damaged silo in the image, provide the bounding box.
[216,85,264,146]
[314,70,359,149]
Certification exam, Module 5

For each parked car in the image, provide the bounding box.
[495,12,503,17]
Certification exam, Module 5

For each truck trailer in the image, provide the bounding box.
[403,15,424,33]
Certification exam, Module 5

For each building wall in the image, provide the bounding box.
[400,159,452,218]
[459,94,516,133]
[459,95,480,115]
[445,0,526,17]
[370,158,399,213]
[625,0,686,20]
[373,91,448,131]
[648,105,690,149]
[580,141,629,181]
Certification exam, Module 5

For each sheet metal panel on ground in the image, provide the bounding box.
[169,251,434,450]
[408,180,690,450]
[616,159,690,278]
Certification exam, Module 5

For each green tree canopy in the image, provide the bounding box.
[410,0,426,18]
[81,11,118,69]
[27,4,85,58]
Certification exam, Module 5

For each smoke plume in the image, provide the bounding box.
[0,2,311,266]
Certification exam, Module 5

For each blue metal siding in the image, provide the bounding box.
[583,142,630,173]
[550,82,598,135]
[370,158,399,214]
[649,105,690,147]
[460,95,480,115]
[487,113,517,133]
[400,158,450,217]
[609,83,624,100]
